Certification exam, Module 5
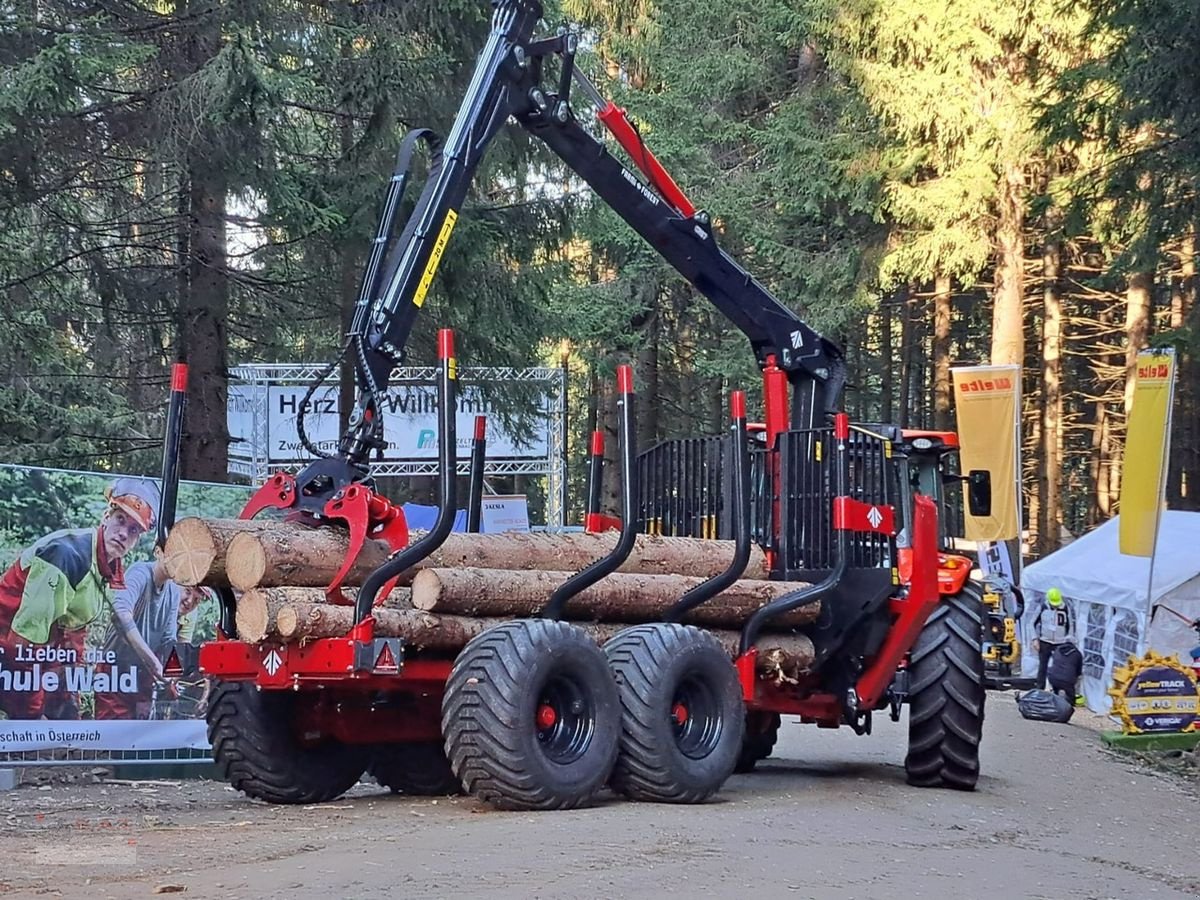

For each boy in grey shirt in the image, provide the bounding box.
[94,559,183,719]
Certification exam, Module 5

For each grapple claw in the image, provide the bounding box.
[323,484,409,604]
[240,472,297,520]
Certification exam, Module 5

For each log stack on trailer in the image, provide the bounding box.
[165,519,820,682]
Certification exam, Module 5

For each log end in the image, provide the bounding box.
[275,605,300,641]
[234,589,271,644]
[162,518,217,587]
[227,532,269,592]
[409,569,442,612]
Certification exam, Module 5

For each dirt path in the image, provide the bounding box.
[1,696,1197,900]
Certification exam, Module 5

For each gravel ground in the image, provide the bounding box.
[1,695,1197,900]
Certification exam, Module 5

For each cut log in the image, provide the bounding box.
[226,529,394,593]
[163,518,287,586]
[223,525,770,591]
[409,568,816,628]
[234,585,414,642]
[423,531,770,581]
[240,590,814,681]
[235,592,293,645]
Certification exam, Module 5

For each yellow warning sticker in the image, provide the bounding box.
[448,357,458,381]
[413,208,458,308]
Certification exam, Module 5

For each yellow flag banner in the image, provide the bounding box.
[951,365,1021,542]
[1119,350,1176,557]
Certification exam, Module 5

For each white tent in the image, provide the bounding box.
[1021,511,1200,713]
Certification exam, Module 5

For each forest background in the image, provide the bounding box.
[2,0,1197,557]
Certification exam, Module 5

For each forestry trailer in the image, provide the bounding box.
[176,0,988,810]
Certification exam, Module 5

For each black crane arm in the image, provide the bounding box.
[343,0,845,465]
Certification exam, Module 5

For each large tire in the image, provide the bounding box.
[369,742,463,796]
[442,619,620,811]
[604,624,745,803]
[207,681,369,804]
[905,590,986,790]
[734,711,781,774]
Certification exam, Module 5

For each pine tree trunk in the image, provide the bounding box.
[991,163,1026,366]
[174,517,772,589]
[409,567,818,628]
[240,590,817,678]
[178,11,230,483]
[898,285,914,428]
[879,298,894,423]
[932,273,953,430]
[1173,230,1198,508]
[1039,225,1064,554]
[1124,271,1154,415]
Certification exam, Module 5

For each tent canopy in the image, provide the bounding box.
[1023,511,1200,611]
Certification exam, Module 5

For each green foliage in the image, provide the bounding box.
[1046,0,1200,258]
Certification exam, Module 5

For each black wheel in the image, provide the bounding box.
[734,711,781,774]
[206,681,368,804]
[441,619,620,811]
[604,624,745,803]
[369,742,463,796]
[905,589,986,790]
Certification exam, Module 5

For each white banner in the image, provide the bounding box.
[480,495,530,533]
[235,383,551,464]
[0,720,208,753]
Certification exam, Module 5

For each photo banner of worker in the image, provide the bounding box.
[1119,349,1176,557]
[0,465,249,754]
[951,365,1022,543]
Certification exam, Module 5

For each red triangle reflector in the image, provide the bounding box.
[163,648,183,677]
[374,642,398,674]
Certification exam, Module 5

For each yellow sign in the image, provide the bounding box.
[413,208,458,309]
[1119,350,1176,557]
[951,365,1021,541]
[1108,650,1199,734]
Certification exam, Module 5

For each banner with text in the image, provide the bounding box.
[229,379,552,465]
[0,465,249,753]
[1119,350,1176,557]
[951,365,1022,543]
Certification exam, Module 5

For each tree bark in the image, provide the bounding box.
[224,526,397,591]
[177,9,230,482]
[409,567,817,628]
[991,163,1026,366]
[1124,270,1154,416]
[1039,222,1063,553]
[879,296,894,423]
[162,517,287,586]
[1170,229,1197,508]
[235,586,412,643]
[932,273,953,431]
[243,591,816,679]
[898,284,914,428]
[176,517,771,589]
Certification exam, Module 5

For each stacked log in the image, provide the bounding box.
[168,517,816,680]
[163,518,770,589]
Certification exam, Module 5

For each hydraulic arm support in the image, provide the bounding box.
[340,0,845,467]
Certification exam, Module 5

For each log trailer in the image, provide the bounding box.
[184,0,986,809]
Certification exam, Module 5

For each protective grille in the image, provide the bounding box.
[635,436,725,538]
[776,425,897,574]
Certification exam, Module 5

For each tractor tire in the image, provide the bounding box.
[369,742,463,796]
[905,589,987,791]
[604,624,745,803]
[734,711,781,774]
[207,681,369,805]
[442,619,620,811]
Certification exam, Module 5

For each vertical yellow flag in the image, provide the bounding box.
[1119,350,1176,557]
[951,365,1022,542]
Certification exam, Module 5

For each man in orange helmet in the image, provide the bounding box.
[0,478,158,720]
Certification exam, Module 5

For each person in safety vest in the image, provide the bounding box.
[0,478,158,720]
